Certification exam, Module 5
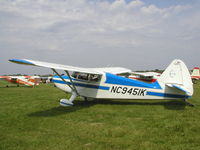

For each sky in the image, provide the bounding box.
[0,0,200,75]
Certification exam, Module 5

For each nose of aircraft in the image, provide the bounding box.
[52,76,72,93]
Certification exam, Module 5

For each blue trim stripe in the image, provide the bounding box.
[52,79,110,90]
[105,73,162,89]
[9,59,34,65]
[54,76,69,79]
[147,91,191,99]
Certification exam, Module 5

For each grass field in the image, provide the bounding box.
[0,81,200,150]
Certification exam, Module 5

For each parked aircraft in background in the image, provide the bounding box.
[9,59,194,106]
[0,75,40,87]
[191,67,200,84]
[40,76,53,83]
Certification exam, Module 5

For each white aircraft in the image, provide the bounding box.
[9,59,194,106]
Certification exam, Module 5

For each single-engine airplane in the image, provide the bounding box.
[0,75,40,87]
[191,67,200,84]
[9,59,194,106]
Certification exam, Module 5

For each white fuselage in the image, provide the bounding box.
[52,73,190,100]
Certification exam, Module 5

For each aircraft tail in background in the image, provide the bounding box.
[191,67,200,84]
[191,67,200,78]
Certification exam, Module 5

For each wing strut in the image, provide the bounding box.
[51,68,79,96]
[64,70,79,95]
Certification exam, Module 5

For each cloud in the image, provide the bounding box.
[0,0,200,74]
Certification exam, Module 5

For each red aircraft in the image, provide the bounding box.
[191,67,200,84]
[0,75,40,87]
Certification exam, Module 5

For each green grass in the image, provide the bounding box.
[0,81,200,150]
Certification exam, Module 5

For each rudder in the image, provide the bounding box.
[158,59,193,96]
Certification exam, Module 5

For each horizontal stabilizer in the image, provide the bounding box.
[166,83,192,95]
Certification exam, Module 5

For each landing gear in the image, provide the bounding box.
[51,68,79,107]
[183,99,194,107]
[60,92,77,107]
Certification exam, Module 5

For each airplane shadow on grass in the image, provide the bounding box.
[28,99,188,117]
[28,102,92,117]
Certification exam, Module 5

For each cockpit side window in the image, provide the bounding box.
[71,72,101,82]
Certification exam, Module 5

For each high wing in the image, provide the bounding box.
[9,59,131,74]
[92,67,131,74]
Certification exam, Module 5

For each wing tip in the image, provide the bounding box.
[9,59,34,65]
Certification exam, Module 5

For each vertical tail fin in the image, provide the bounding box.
[191,67,200,78]
[158,59,193,96]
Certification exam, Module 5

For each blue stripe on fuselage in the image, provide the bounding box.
[146,91,191,99]
[105,73,162,89]
[52,78,109,90]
